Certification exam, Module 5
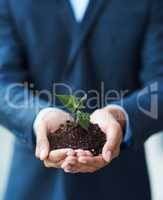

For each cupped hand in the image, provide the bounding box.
[34,108,74,168]
[61,106,125,173]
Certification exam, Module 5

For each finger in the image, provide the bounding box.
[64,168,79,174]
[61,163,72,171]
[67,149,76,156]
[73,165,96,173]
[44,159,63,168]
[102,122,122,162]
[62,162,80,173]
[90,109,113,133]
[61,157,82,173]
[112,148,120,160]
[84,150,93,156]
[61,156,78,170]
[35,124,49,160]
[48,149,70,163]
[65,156,78,165]
[78,155,107,168]
[106,120,122,144]
[75,149,87,157]
[102,148,112,163]
[63,161,97,173]
[47,109,74,133]
[61,162,75,171]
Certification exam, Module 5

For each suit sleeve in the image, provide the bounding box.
[0,0,50,150]
[112,0,163,148]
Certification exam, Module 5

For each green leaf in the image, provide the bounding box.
[56,95,90,129]
[76,111,90,130]
[56,95,87,113]
[56,95,80,112]
[78,94,87,109]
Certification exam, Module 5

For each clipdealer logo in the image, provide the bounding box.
[137,82,158,119]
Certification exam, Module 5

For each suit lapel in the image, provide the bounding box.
[66,0,109,71]
[55,0,77,35]
[55,0,109,74]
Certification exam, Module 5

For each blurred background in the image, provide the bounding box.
[0,126,163,200]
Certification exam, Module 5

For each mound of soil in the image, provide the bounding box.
[48,121,106,156]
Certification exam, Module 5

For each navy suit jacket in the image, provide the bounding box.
[0,0,163,199]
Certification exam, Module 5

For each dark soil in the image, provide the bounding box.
[48,121,106,156]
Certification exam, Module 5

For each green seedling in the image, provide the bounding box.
[56,94,90,130]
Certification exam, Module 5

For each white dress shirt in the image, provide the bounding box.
[69,0,90,22]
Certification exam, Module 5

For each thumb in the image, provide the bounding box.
[102,141,113,163]
[35,125,50,161]
[102,122,122,162]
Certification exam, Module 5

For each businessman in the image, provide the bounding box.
[0,0,163,200]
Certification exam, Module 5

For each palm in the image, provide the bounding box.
[61,107,123,173]
[45,109,73,134]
